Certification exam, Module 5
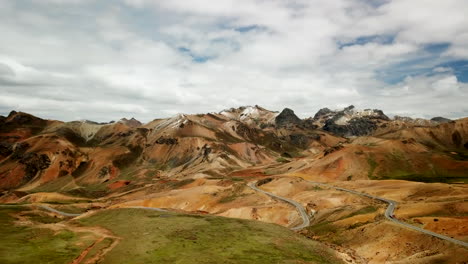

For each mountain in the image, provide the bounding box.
[1,106,467,263]
[1,105,466,195]
[118,117,142,127]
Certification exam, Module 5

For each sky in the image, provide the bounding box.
[1,0,468,122]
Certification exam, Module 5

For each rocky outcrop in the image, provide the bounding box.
[313,108,332,119]
[313,105,390,137]
[275,108,302,128]
[431,117,452,123]
[119,117,142,127]
[7,142,51,181]
[1,111,48,135]
[394,116,436,126]
[155,137,178,145]
[324,117,378,137]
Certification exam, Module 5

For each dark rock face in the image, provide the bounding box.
[313,108,332,119]
[431,117,452,123]
[18,153,51,181]
[279,134,310,148]
[1,111,47,135]
[201,144,212,162]
[452,131,462,147]
[0,142,13,157]
[324,117,378,137]
[370,110,390,121]
[99,166,110,178]
[324,144,344,156]
[344,105,355,112]
[234,123,257,140]
[0,141,50,181]
[302,119,319,129]
[313,105,389,137]
[155,137,178,145]
[275,108,302,127]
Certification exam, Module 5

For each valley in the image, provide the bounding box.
[1,105,467,263]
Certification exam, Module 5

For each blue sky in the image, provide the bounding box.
[0,0,467,121]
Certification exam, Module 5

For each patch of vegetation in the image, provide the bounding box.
[388,150,405,161]
[339,206,377,220]
[380,174,468,183]
[45,205,90,214]
[112,146,143,169]
[0,206,93,264]
[276,157,290,163]
[166,178,195,189]
[71,161,89,178]
[230,177,245,182]
[23,212,63,224]
[307,185,324,191]
[346,221,370,230]
[78,208,340,264]
[361,142,378,147]
[263,169,278,175]
[66,186,109,199]
[30,175,75,193]
[219,184,246,203]
[306,221,339,236]
[55,127,87,147]
[214,131,243,144]
[219,195,238,203]
[82,237,114,263]
[144,169,159,179]
[366,154,378,179]
[445,150,468,161]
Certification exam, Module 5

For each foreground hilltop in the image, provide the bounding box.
[0,105,466,196]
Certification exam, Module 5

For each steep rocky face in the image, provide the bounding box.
[275,108,302,128]
[313,105,390,137]
[313,108,332,119]
[323,117,378,137]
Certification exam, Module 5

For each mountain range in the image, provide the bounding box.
[1,105,468,263]
[1,105,466,196]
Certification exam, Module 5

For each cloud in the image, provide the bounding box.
[0,0,467,122]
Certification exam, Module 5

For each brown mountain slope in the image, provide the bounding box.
[286,118,468,182]
[0,107,341,195]
[0,107,467,198]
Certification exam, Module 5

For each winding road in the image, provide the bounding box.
[248,181,310,231]
[248,179,468,247]
[305,180,468,248]
[36,180,468,248]
[38,204,168,217]
[305,180,468,247]
[38,205,82,217]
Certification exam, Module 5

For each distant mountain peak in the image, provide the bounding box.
[312,105,389,137]
[119,117,142,127]
[431,116,452,123]
[275,108,302,127]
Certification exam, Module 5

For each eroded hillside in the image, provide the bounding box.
[1,105,467,263]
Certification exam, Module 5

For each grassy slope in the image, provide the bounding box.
[0,206,93,264]
[79,208,341,264]
[365,151,468,183]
